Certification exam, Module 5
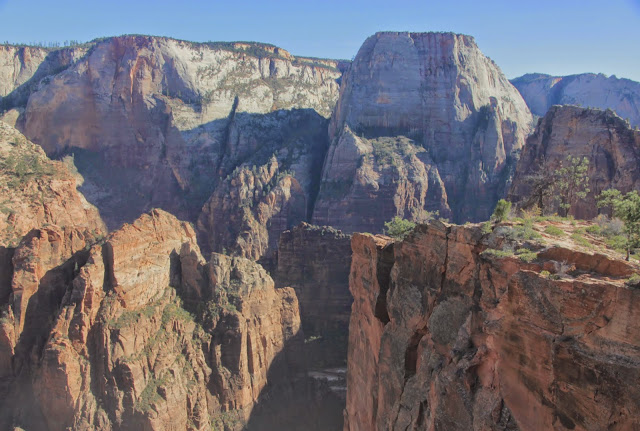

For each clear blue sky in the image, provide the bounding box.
[1,0,639,81]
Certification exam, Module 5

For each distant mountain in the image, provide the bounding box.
[511,72,640,127]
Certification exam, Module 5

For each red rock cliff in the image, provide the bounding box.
[345,221,640,430]
[1,209,304,431]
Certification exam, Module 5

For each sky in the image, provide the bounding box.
[0,0,639,81]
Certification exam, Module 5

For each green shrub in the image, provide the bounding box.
[571,233,591,248]
[627,273,640,287]
[540,270,551,278]
[384,216,416,240]
[585,225,602,235]
[481,221,492,235]
[516,248,538,263]
[481,248,514,259]
[544,225,565,237]
[491,199,512,223]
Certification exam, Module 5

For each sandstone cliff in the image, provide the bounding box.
[12,35,341,231]
[0,44,88,119]
[196,108,329,262]
[1,209,307,430]
[313,32,532,231]
[512,72,640,127]
[345,219,640,430]
[0,122,105,367]
[509,105,640,218]
[275,223,352,367]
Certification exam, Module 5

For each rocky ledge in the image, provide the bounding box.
[345,219,640,430]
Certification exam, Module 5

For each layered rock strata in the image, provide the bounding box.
[512,72,640,127]
[0,44,88,118]
[0,122,105,247]
[1,209,305,431]
[509,105,640,218]
[345,221,640,430]
[11,36,341,230]
[313,31,532,231]
[0,122,106,394]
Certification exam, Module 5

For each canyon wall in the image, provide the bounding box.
[275,223,352,367]
[512,72,640,127]
[0,44,88,117]
[313,31,533,231]
[1,209,308,431]
[10,36,342,243]
[345,221,640,430]
[509,105,640,218]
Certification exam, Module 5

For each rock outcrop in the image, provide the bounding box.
[0,44,87,117]
[512,72,640,127]
[13,36,342,230]
[0,121,105,392]
[345,220,640,430]
[509,105,640,218]
[275,223,352,367]
[196,108,329,261]
[313,32,532,231]
[1,209,306,431]
[0,121,105,247]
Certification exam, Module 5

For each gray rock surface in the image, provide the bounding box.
[313,32,532,231]
[512,72,640,127]
[8,36,343,229]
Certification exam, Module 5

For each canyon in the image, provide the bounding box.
[0,30,639,431]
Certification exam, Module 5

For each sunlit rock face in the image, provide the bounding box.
[512,72,640,127]
[345,222,640,431]
[11,35,342,229]
[313,31,532,232]
[1,209,305,430]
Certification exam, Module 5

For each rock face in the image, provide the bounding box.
[509,105,640,218]
[11,36,342,230]
[512,73,640,127]
[0,44,87,115]
[0,209,305,430]
[345,221,640,431]
[0,122,105,386]
[0,121,106,247]
[196,108,330,261]
[313,32,532,230]
[275,223,352,367]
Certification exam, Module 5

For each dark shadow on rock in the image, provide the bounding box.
[0,239,90,431]
[243,326,346,431]
[51,107,329,238]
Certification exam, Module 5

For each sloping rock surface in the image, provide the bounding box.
[509,105,640,218]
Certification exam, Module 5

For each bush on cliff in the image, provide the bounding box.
[491,199,512,223]
[598,189,640,260]
[384,216,416,240]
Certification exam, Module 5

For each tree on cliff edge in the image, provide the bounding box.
[553,156,590,217]
[598,189,640,261]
